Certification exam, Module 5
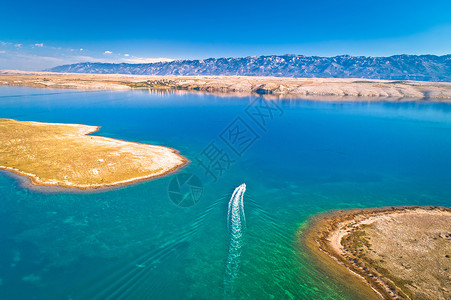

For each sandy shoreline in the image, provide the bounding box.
[1,71,451,100]
[0,119,188,190]
[300,206,451,299]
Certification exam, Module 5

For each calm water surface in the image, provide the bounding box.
[0,86,450,299]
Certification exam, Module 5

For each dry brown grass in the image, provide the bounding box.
[346,210,451,299]
[0,119,187,189]
[304,207,451,300]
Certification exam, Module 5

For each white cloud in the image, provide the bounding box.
[0,40,175,70]
[69,48,84,52]
[0,52,70,71]
[122,57,174,64]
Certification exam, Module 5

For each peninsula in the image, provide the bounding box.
[0,119,187,189]
[301,206,451,299]
[1,72,451,100]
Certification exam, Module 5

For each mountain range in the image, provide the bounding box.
[48,54,451,82]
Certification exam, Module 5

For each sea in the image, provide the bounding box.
[0,86,450,299]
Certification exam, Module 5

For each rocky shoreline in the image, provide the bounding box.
[300,206,451,299]
[0,119,188,189]
[1,72,451,100]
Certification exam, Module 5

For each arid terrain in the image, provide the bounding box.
[301,206,451,299]
[1,71,451,100]
[0,119,187,189]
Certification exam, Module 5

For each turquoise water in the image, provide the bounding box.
[0,86,450,299]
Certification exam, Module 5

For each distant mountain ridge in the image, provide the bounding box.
[48,54,451,82]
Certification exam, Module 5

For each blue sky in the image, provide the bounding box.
[0,0,450,70]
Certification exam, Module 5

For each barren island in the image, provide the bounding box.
[301,206,451,299]
[0,119,187,189]
[1,72,451,100]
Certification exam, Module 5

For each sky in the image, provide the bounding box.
[0,0,450,70]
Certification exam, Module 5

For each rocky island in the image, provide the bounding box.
[0,119,187,189]
[1,72,451,100]
[301,206,451,299]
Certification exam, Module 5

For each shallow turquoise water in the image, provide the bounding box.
[0,86,450,299]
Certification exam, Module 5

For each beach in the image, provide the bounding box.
[1,71,451,100]
[0,119,188,189]
[301,206,451,299]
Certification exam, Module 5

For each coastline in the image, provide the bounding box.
[0,151,188,190]
[299,206,451,299]
[1,72,451,100]
[0,119,189,190]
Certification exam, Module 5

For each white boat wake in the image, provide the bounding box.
[224,183,246,298]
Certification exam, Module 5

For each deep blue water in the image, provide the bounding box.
[0,86,450,299]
